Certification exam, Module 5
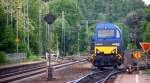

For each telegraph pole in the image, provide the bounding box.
[62,11,65,56]
[77,29,80,57]
[7,0,9,26]
[56,36,59,61]
[10,0,13,27]
[38,9,42,56]
[16,6,21,57]
[76,23,80,57]
[24,0,29,51]
[86,20,89,49]
[7,0,13,27]
[56,33,59,61]
[23,0,26,42]
[27,0,29,51]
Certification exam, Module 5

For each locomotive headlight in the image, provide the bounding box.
[97,50,101,54]
[96,49,101,54]
[112,43,120,46]
[111,49,116,54]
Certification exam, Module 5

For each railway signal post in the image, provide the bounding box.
[61,11,66,56]
[133,51,141,71]
[44,12,56,80]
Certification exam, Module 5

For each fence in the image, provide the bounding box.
[6,53,27,61]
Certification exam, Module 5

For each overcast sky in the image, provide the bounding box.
[142,0,150,5]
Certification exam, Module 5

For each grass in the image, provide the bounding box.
[0,54,45,67]
[0,51,7,65]
[143,69,150,74]
[27,55,45,61]
[0,57,45,67]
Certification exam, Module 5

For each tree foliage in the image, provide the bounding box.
[143,5,150,42]
[144,23,150,42]
[0,0,148,57]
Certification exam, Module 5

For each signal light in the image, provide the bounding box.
[96,49,104,54]
[111,49,116,54]
[44,13,56,24]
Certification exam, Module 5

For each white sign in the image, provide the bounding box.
[45,52,49,66]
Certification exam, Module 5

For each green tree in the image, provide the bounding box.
[49,0,82,25]
[143,5,150,42]
[53,17,70,55]
[116,23,130,49]
[143,23,150,42]
[144,5,150,22]
[0,4,16,53]
[0,27,16,53]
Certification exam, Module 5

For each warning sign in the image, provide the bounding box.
[133,51,141,60]
[15,37,20,44]
[140,42,150,53]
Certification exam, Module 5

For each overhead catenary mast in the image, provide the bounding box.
[7,0,13,27]
[86,20,89,50]
[24,0,30,51]
[16,6,21,57]
[38,9,42,56]
[76,23,80,57]
[62,11,65,56]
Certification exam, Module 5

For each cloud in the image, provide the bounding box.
[142,0,150,5]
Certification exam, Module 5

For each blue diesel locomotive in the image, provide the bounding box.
[89,22,124,68]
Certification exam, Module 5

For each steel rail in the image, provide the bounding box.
[0,59,86,83]
[96,69,125,83]
[68,68,126,83]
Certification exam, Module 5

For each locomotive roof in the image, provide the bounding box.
[96,22,120,30]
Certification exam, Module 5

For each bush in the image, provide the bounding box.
[143,69,150,74]
[0,51,7,64]
[27,51,40,61]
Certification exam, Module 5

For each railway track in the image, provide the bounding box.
[68,65,150,83]
[0,59,86,83]
[69,68,125,83]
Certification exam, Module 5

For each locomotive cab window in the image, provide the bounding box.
[97,29,115,38]
[116,30,121,38]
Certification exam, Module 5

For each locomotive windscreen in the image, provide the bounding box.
[98,29,114,38]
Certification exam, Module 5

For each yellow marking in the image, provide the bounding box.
[117,54,122,59]
[95,46,117,54]
[89,54,95,63]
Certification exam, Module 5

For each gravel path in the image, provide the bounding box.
[22,62,93,83]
